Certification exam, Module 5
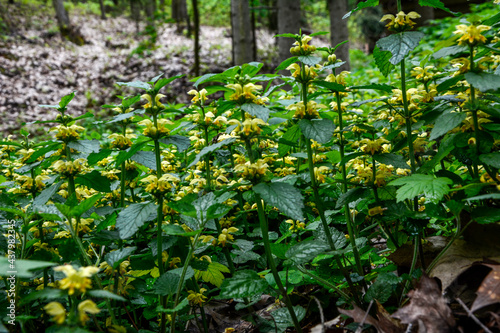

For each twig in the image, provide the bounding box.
[355,300,373,333]
[456,297,493,333]
[312,296,325,333]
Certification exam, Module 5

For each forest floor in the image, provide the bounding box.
[0,0,278,136]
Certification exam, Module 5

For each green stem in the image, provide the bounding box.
[469,45,480,179]
[296,265,351,300]
[120,161,126,207]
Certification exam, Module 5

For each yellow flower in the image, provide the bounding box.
[187,88,208,105]
[287,101,325,119]
[286,64,319,83]
[77,299,100,324]
[234,160,269,181]
[54,265,99,295]
[290,35,316,56]
[454,24,490,46]
[44,302,66,325]
[109,133,135,150]
[325,71,350,86]
[52,159,87,176]
[50,124,85,142]
[359,138,389,155]
[229,118,266,138]
[141,173,179,196]
[314,166,330,183]
[218,227,238,247]
[411,66,435,82]
[141,93,166,110]
[187,288,207,306]
[225,83,262,104]
[381,11,421,32]
[138,118,173,138]
[368,206,385,216]
[285,219,305,232]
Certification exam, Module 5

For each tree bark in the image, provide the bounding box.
[192,0,200,76]
[52,0,85,45]
[231,0,255,65]
[130,0,141,34]
[172,0,189,33]
[328,0,350,70]
[277,0,300,64]
[99,0,106,19]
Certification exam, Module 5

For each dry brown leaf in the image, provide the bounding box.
[392,274,455,333]
[471,264,500,313]
[338,302,404,333]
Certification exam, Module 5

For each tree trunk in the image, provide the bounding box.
[52,0,85,45]
[99,0,106,19]
[172,0,189,33]
[328,0,350,70]
[277,0,300,64]
[130,0,141,34]
[192,0,200,76]
[231,0,255,65]
[144,0,156,21]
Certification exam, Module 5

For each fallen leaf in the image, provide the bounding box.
[338,302,404,333]
[471,264,500,313]
[392,274,456,332]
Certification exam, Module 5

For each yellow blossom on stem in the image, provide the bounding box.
[287,100,325,119]
[314,166,330,183]
[138,118,173,138]
[109,133,135,150]
[225,83,262,104]
[77,299,100,324]
[52,159,87,177]
[44,302,66,325]
[359,138,389,155]
[141,173,179,196]
[285,219,305,232]
[187,88,208,105]
[290,35,316,56]
[54,265,99,295]
[141,93,166,110]
[218,227,238,246]
[50,124,85,142]
[454,24,490,46]
[368,206,385,216]
[381,11,421,32]
[234,160,269,181]
[187,288,207,306]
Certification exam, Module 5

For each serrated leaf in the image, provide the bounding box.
[343,0,378,18]
[419,0,457,15]
[299,119,335,144]
[298,55,322,66]
[278,124,300,157]
[241,103,270,122]
[115,140,149,166]
[471,207,500,224]
[336,187,369,209]
[253,182,304,221]
[75,170,111,192]
[286,240,329,264]
[195,262,230,287]
[105,247,136,268]
[107,109,144,124]
[25,142,61,163]
[87,290,126,302]
[433,45,468,59]
[373,153,410,169]
[436,75,463,92]
[159,135,190,152]
[117,81,151,90]
[131,151,157,170]
[480,152,500,169]
[87,149,112,166]
[267,306,306,332]
[33,181,62,207]
[430,112,466,140]
[71,193,101,217]
[350,84,395,93]
[377,32,424,65]
[116,202,156,239]
[219,270,268,299]
[373,46,395,77]
[188,138,236,168]
[389,174,453,204]
[67,139,100,153]
[465,72,500,92]
[314,80,347,92]
[154,271,180,296]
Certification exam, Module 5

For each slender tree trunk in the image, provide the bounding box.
[172,0,188,33]
[130,0,141,35]
[192,0,200,76]
[144,0,156,21]
[52,0,85,45]
[328,0,350,70]
[277,0,300,63]
[250,0,257,61]
[231,0,254,65]
[99,0,106,19]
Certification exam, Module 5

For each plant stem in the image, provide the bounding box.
[469,45,480,179]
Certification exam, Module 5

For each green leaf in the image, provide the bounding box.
[87,290,126,302]
[389,174,453,204]
[0,257,56,278]
[131,151,157,170]
[335,187,369,209]
[343,0,378,18]
[298,55,322,66]
[480,152,500,169]
[195,262,230,287]
[310,31,329,37]
[274,33,298,38]
[114,139,149,166]
[266,306,306,332]
[25,142,61,163]
[87,149,112,166]
[340,152,365,165]
[117,80,151,90]
[241,103,270,122]
[471,207,500,224]
[286,240,329,264]
[154,271,181,296]
[299,119,335,144]
[465,72,500,92]
[253,182,304,221]
[376,32,424,65]
[430,112,466,140]
[71,193,101,217]
[419,0,457,15]
[107,109,144,124]
[33,181,63,207]
[157,298,189,314]
[436,75,463,92]
[278,124,300,157]
[373,153,410,169]
[188,138,237,168]
[275,56,299,71]
[75,170,111,192]
[116,202,156,239]
[364,277,395,303]
[67,139,100,153]
[350,84,395,93]
[433,45,467,59]
[418,134,455,173]
[373,46,395,77]
[219,270,268,299]
[154,75,183,92]
[314,80,347,92]
[159,135,190,152]
[105,247,136,268]
[59,91,75,109]
[19,288,65,305]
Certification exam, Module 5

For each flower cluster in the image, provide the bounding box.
[290,35,316,56]
[381,11,421,32]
